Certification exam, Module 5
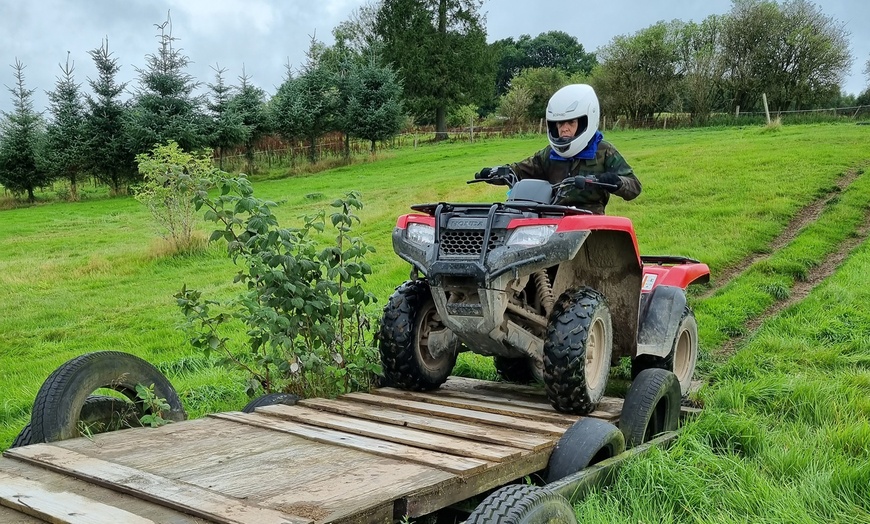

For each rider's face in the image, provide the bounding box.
[557,119,579,138]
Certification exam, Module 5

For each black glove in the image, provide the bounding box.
[475,167,494,180]
[476,166,507,185]
[596,172,623,192]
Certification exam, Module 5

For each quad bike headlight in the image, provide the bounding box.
[506,225,557,247]
[406,223,435,245]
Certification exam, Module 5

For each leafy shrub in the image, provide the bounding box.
[134,141,217,254]
[175,173,381,398]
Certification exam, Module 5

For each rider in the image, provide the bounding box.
[476,84,641,215]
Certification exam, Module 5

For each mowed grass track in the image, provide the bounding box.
[0,123,867,453]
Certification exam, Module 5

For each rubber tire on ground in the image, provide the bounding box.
[466,484,576,524]
[494,356,536,384]
[543,287,613,415]
[545,417,626,483]
[30,351,187,443]
[631,307,698,396]
[619,368,681,448]
[242,392,301,413]
[378,280,458,391]
[12,395,141,448]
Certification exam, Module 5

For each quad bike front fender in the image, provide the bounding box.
[636,285,687,359]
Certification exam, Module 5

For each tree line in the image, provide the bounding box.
[2,0,868,202]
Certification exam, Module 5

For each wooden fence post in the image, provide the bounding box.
[735,105,740,118]
[762,93,771,124]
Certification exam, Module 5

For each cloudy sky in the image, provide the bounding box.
[1,0,868,114]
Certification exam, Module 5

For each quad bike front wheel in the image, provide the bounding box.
[379,280,458,391]
[632,307,698,396]
[543,287,613,415]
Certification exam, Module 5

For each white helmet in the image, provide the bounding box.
[546,84,600,159]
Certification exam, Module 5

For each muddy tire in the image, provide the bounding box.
[30,351,187,443]
[12,395,142,448]
[466,484,576,524]
[545,417,625,483]
[379,280,457,391]
[242,393,300,413]
[494,356,536,384]
[632,308,698,396]
[619,368,681,448]
[543,288,613,415]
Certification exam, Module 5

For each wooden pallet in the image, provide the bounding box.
[0,377,624,524]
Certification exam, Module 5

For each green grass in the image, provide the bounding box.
[2,122,869,520]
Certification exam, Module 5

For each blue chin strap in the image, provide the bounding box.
[549,131,604,161]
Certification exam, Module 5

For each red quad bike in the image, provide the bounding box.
[378,167,710,415]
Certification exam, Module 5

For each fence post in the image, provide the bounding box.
[470,116,474,143]
[762,93,771,124]
[603,115,607,131]
[735,105,740,118]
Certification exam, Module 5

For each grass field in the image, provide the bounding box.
[1,122,869,520]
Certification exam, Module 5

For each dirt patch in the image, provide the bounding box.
[716,207,870,358]
[701,167,863,299]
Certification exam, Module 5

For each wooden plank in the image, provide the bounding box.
[0,459,208,524]
[212,412,489,476]
[441,376,548,397]
[299,398,554,451]
[0,470,156,524]
[373,387,579,424]
[0,504,48,524]
[4,444,311,524]
[342,392,570,436]
[438,377,623,421]
[256,404,524,462]
[47,417,455,524]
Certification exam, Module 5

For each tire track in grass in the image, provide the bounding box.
[700,167,862,299]
[717,193,870,358]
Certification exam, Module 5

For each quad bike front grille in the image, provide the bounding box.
[439,229,504,258]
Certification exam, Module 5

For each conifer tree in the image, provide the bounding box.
[42,53,87,200]
[0,59,48,202]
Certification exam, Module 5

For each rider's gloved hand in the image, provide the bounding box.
[475,167,494,180]
[596,172,623,192]
[476,166,507,186]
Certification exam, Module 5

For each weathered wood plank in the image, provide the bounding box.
[4,444,311,524]
[441,376,548,397]
[438,377,623,421]
[298,398,554,451]
[213,412,489,476]
[0,459,208,523]
[48,416,454,524]
[0,470,156,524]
[256,404,525,462]
[341,392,570,435]
[373,387,579,425]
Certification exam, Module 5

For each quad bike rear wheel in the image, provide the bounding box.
[632,307,698,396]
[543,287,613,415]
[379,280,458,391]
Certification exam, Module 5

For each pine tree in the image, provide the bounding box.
[83,38,136,194]
[344,60,404,154]
[230,67,269,173]
[42,53,87,200]
[127,13,207,154]
[0,59,48,202]
[205,64,247,170]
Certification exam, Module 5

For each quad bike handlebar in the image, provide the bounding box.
[470,165,619,192]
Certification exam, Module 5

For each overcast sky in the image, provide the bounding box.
[1,0,868,115]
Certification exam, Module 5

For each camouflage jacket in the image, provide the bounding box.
[508,140,641,215]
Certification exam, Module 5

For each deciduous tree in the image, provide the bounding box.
[375,0,494,139]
